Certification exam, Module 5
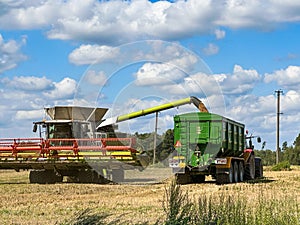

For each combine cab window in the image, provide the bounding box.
[48,124,72,139]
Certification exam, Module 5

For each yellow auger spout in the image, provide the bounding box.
[98,96,208,128]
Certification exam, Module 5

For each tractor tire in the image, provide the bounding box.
[255,158,263,178]
[244,154,255,180]
[238,161,244,182]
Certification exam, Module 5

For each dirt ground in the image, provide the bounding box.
[0,167,299,224]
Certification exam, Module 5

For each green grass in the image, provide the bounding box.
[162,181,300,225]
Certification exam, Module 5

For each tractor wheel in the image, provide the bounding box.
[255,158,263,178]
[233,161,239,183]
[244,154,255,180]
[238,161,244,182]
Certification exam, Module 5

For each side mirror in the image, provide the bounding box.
[33,124,37,133]
[257,137,261,143]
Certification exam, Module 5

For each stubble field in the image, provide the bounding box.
[0,167,300,224]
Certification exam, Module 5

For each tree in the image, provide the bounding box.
[282,133,300,165]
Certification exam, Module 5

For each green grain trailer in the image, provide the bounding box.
[169,112,263,184]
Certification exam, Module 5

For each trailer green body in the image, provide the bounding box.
[171,112,261,184]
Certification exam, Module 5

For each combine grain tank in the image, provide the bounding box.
[169,112,263,184]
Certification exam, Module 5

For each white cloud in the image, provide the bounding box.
[15,109,44,120]
[1,0,299,44]
[1,76,53,91]
[69,44,120,65]
[214,29,226,40]
[44,77,77,99]
[264,65,300,89]
[220,65,261,95]
[134,62,186,86]
[202,43,219,55]
[84,70,108,86]
[0,34,27,73]
[158,65,260,97]
[224,91,300,150]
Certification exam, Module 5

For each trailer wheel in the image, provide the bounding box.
[244,154,255,180]
[216,165,233,184]
[233,161,239,183]
[238,161,244,182]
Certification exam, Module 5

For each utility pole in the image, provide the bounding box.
[153,112,158,164]
[275,89,283,164]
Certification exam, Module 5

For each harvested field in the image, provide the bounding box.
[0,167,300,224]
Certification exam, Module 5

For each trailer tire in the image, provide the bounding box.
[238,161,244,182]
[233,161,239,183]
[216,174,228,185]
[244,154,255,180]
[216,166,233,184]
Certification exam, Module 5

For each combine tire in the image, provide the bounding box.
[112,169,125,183]
[244,154,255,180]
[29,170,61,184]
[77,170,94,183]
[191,175,205,183]
[175,173,192,184]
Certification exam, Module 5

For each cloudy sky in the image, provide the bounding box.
[1,0,300,150]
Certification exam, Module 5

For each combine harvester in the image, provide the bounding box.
[0,106,145,184]
[0,96,262,184]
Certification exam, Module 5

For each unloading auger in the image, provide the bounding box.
[97,96,208,129]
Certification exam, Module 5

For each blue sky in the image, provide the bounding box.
[1,0,300,151]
